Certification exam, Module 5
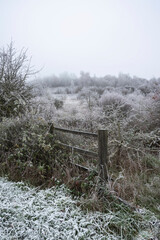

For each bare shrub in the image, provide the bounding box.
[0,42,34,118]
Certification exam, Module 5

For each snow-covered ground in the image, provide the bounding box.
[0,177,159,240]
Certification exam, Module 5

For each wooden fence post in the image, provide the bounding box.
[49,123,54,134]
[98,129,108,181]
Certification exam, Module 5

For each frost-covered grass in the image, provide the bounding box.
[0,177,159,240]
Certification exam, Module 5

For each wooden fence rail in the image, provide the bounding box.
[49,123,108,181]
[54,127,98,137]
[57,142,98,158]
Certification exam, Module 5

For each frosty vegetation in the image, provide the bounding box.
[0,42,33,119]
[0,177,159,240]
[0,43,160,239]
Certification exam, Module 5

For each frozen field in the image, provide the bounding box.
[0,177,158,240]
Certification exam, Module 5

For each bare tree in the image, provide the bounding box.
[0,42,34,118]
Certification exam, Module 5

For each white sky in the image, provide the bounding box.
[1,0,160,79]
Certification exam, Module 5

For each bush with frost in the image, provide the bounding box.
[0,42,34,119]
[99,91,132,118]
[147,95,160,131]
[54,98,64,109]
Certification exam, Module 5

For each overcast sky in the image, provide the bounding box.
[1,0,160,79]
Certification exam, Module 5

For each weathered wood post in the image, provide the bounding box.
[49,122,54,134]
[98,129,108,181]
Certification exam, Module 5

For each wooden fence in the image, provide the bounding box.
[49,123,108,181]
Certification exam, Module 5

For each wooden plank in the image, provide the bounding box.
[54,126,98,137]
[70,162,98,172]
[57,142,98,158]
[98,129,108,181]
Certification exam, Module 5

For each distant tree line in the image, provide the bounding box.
[32,71,160,97]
